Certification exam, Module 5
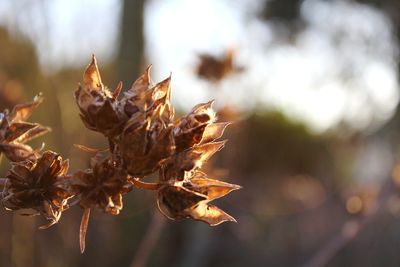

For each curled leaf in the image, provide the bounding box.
[10,94,44,122]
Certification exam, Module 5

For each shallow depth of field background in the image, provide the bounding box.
[0,0,400,266]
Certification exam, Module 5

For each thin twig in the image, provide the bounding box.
[129,212,166,267]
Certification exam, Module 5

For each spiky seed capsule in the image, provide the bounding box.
[74,56,123,137]
[71,155,131,215]
[2,151,72,228]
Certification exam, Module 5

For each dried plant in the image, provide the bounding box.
[0,94,50,162]
[0,55,241,253]
[2,151,71,229]
[196,49,244,82]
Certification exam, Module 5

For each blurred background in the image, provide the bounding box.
[0,0,400,266]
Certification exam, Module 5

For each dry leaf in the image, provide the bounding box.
[0,95,49,162]
[80,208,91,254]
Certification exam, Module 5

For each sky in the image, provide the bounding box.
[0,0,398,132]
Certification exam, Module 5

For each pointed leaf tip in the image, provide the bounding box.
[84,55,102,89]
[201,122,231,144]
[189,203,237,226]
[79,208,91,254]
[113,81,123,99]
[195,140,227,162]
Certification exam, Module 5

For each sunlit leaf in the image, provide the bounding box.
[189,202,236,226]
[10,94,43,122]
[83,55,103,89]
[185,172,242,201]
[4,122,37,142]
[200,122,231,144]
[80,208,91,254]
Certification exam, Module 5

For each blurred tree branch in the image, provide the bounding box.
[116,0,146,86]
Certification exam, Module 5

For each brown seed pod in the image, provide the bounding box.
[74,55,124,137]
[118,66,174,125]
[159,141,226,183]
[70,154,132,215]
[0,94,50,162]
[2,150,72,228]
[173,100,231,153]
[157,170,241,226]
[118,70,175,177]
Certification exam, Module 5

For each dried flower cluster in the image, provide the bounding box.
[0,95,50,162]
[0,56,240,253]
[196,49,244,82]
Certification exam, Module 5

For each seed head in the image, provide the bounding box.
[0,94,50,162]
[2,151,71,228]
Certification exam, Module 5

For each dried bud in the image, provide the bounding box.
[118,71,175,176]
[157,170,241,225]
[173,101,230,152]
[0,94,50,162]
[119,67,174,122]
[74,56,123,137]
[71,155,131,215]
[160,141,226,182]
[2,151,72,228]
[196,49,244,82]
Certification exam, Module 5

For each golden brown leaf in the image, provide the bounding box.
[112,81,123,100]
[130,65,151,94]
[188,203,236,226]
[10,94,44,122]
[184,171,242,201]
[80,208,91,254]
[200,122,231,144]
[83,55,103,89]
[16,125,51,144]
